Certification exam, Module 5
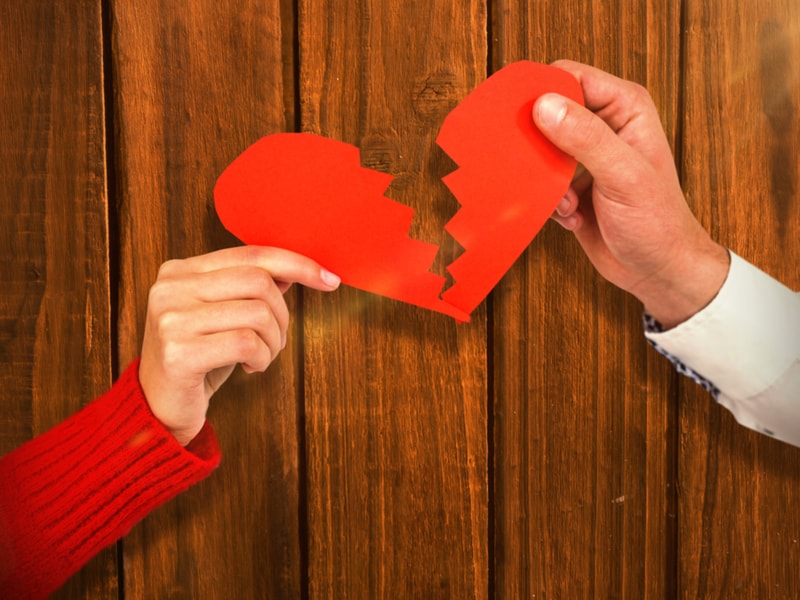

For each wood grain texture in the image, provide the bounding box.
[680,1,800,596]
[110,2,303,597]
[298,1,489,597]
[491,1,681,597]
[0,1,115,598]
[2,1,797,597]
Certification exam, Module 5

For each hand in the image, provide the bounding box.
[138,246,341,446]
[532,60,730,328]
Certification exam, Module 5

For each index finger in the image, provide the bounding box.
[159,246,341,291]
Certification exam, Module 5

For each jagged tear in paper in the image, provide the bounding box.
[438,61,584,315]
[214,61,584,321]
[214,133,469,320]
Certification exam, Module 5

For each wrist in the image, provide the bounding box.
[637,239,730,330]
[138,362,204,447]
[169,424,205,447]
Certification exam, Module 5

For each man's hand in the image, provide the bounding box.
[533,60,730,328]
[138,246,340,446]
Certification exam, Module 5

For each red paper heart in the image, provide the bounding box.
[438,61,584,315]
[214,61,584,321]
[215,133,469,320]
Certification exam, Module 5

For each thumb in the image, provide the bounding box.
[533,93,636,187]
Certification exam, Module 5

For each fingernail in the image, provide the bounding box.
[557,196,570,216]
[321,268,341,288]
[562,215,578,230]
[536,94,567,129]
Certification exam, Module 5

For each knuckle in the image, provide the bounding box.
[254,299,277,326]
[550,58,573,69]
[243,245,261,265]
[146,283,172,323]
[625,82,659,118]
[157,259,182,280]
[161,339,185,371]
[147,280,168,306]
[234,328,261,356]
[155,309,181,336]
[245,245,275,266]
[251,350,273,373]
[250,269,277,298]
[629,82,652,105]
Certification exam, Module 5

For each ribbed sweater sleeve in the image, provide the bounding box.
[0,359,221,599]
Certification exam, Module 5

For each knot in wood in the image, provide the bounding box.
[412,72,460,121]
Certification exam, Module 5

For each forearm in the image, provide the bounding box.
[0,360,221,598]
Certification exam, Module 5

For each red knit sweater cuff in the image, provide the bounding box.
[0,359,221,598]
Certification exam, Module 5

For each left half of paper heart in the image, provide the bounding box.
[214,133,469,321]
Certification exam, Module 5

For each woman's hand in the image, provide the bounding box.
[138,246,340,446]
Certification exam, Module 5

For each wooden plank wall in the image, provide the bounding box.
[680,1,800,596]
[0,2,116,598]
[492,2,682,597]
[0,1,797,598]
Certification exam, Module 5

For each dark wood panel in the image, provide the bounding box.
[110,2,303,597]
[491,1,681,597]
[0,1,114,597]
[298,1,489,597]
[680,1,800,596]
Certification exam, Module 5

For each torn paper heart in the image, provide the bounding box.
[214,134,469,321]
[438,61,584,315]
[214,61,584,321]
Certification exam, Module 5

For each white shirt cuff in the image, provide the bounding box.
[644,251,800,400]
